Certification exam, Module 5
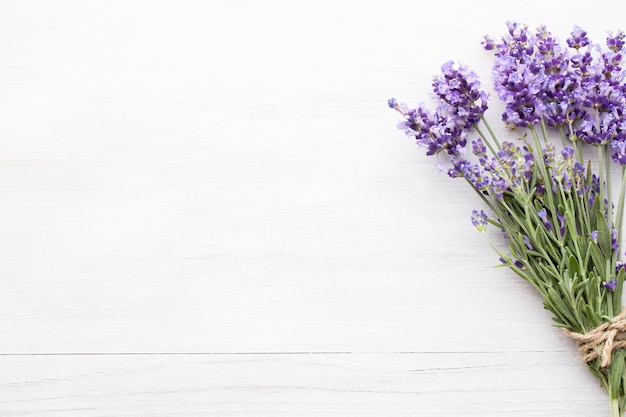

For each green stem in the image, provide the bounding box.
[599,145,607,217]
[540,117,550,143]
[606,341,626,417]
[558,126,568,147]
[573,179,591,239]
[558,185,584,265]
[610,396,621,417]
[606,145,613,223]
[480,116,502,150]
[608,285,615,319]
[530,125,558,232]
[616,167,626,262]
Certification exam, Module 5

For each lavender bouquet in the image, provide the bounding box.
[389,22,626,416]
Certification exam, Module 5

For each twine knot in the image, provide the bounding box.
[564,309,626,368]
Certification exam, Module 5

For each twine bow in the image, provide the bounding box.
[564,309,626,368]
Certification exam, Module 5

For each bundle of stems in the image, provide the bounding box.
[389,22,626,416]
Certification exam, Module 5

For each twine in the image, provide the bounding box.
[564,309,626,368]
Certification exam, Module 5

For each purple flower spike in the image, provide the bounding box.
[590,230,599,244]
[471,210,488,231]
[603,279,617,291]
[607,31,626,53]
[567,26,589,50]
[562,147,575,160]
[482,35,496,51]
[392,105,468,160]
[432,61,489,128]
[612,140,626,164]
[557,213,566,237]
[387,97,398,109]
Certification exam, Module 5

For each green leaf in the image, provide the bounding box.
[608,350,626,398]
[568,255,580,276]
[546,287,578,329]
[589,239,607,272]
[583,303,599,329]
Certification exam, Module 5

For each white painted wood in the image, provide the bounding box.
[0,0,624,415]
[0,352,608,416]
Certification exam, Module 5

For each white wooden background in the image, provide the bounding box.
[1,1,625,415]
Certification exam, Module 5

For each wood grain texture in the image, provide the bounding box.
[1,0,626,415]
[0,352,607,416]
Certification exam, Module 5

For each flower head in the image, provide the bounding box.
[567,26,590,50]
[613,139,626,164]
[393,105,468,160]
[432,61,489,128]
[482,35,496,51]
[607,31,626,53]
[603,279,617,291]
[471,210,488,231]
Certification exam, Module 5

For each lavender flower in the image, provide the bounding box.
[603,279,617,291]
[553,147,576,191]
[567,26,590,50]
[471,210,488,231]
[612,139,626,164]
[557,213,566,237]
[543,142,556,169]
[471,138,488,160]
[577,112,616,145]
[457,161,490,194]
[607,31,625,53]
[589,174,600,207]
[537,208,552,230]
[523,235,534,250]
[482,35,496,51]
[572,162,586,195]
[391,104,468,160]
[493,57,543,127]
[487,23,545,127]
[432,61,489,128]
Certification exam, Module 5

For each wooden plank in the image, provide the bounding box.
[0,352,607,416]
[0,242,568,353]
